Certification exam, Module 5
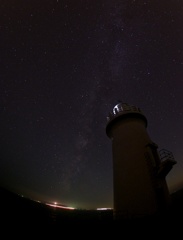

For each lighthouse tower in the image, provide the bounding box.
[106,102,176,220]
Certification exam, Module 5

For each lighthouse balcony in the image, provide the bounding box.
[157,149,177,178]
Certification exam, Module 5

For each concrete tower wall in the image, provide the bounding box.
[110,117,158,218]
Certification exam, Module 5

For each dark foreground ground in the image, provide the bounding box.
[0,186,183,235]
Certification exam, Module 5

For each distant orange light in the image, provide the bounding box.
[45,203,75,210]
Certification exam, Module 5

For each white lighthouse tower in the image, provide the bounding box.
[106,102,176,220]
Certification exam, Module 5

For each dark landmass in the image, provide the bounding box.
[0,186,113,226]
[0,186,183,233]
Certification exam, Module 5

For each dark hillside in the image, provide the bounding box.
[1,186,183,231]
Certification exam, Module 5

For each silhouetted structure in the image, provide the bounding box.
[106,102,177,220]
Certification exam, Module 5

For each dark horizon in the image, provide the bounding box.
[1,185,183,239]
[1,185,183,213]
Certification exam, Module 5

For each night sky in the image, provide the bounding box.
[0,0,183,210]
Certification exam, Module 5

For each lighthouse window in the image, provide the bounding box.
[113,104,123,114]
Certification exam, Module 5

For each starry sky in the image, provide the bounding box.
[0,0,183,210]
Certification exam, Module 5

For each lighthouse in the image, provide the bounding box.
[106,102,176,220]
